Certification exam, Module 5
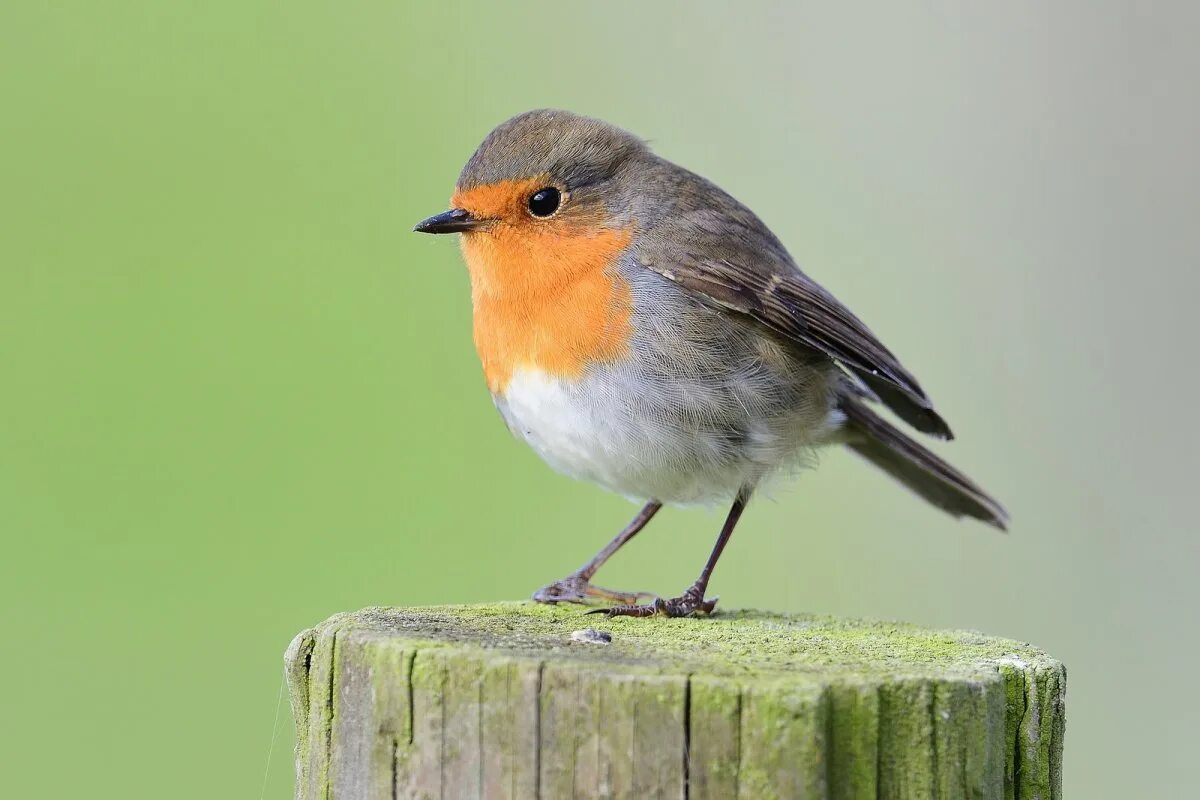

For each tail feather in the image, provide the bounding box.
[839,396,1009,530]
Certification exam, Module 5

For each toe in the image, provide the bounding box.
[585,584,655,605]
[583,592,719,618]
[532,582,586,604]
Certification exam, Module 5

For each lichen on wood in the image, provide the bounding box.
[287,603,1065,799]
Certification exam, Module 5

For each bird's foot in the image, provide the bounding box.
[532,573,652,607]
[587,585,718,618]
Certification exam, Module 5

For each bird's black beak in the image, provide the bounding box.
[413,208,483,234]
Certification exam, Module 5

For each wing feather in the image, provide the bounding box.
[647,251,954,440]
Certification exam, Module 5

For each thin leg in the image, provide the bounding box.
[532,501,662,605]
[593,488,751,618]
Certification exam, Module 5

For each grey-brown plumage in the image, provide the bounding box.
[625,136,1004,526]
[633,157,954,440]
[447,108,1005,528]
[840,395,1009,528]
[418,109,1008,617]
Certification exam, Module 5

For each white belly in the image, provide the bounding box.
[495,366,839,506]
[496,368,645,495]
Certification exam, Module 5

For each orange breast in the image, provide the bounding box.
[458,220,635,394]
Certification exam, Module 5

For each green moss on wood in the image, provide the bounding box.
[827,682,880,799]
[286,603,1065,799]
[737,679,829,798]
[687,675,741,799]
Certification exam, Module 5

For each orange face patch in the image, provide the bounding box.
[451,179,634,393]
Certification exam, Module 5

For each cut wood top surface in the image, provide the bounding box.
[288,602,1058,682]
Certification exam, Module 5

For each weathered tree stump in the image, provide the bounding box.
[286,603,1064,799]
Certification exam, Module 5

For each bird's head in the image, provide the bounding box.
[414,110,652,297]
[415,109,646,238]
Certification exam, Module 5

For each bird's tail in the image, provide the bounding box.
[839,394,1009,530]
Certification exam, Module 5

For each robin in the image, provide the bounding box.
[415,109,1007,618]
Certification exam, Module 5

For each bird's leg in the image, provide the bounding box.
[592,489,750,618]
[532,501,662,606]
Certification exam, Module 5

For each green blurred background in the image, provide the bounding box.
[3,2,1197,797]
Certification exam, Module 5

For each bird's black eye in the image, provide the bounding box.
[527,187,561,217]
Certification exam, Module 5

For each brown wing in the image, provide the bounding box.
[644,250,954,440]
[632,160,954,438]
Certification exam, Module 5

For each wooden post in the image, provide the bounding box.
[286,603,1064,799]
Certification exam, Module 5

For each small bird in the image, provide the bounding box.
[415,110,1007,618]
